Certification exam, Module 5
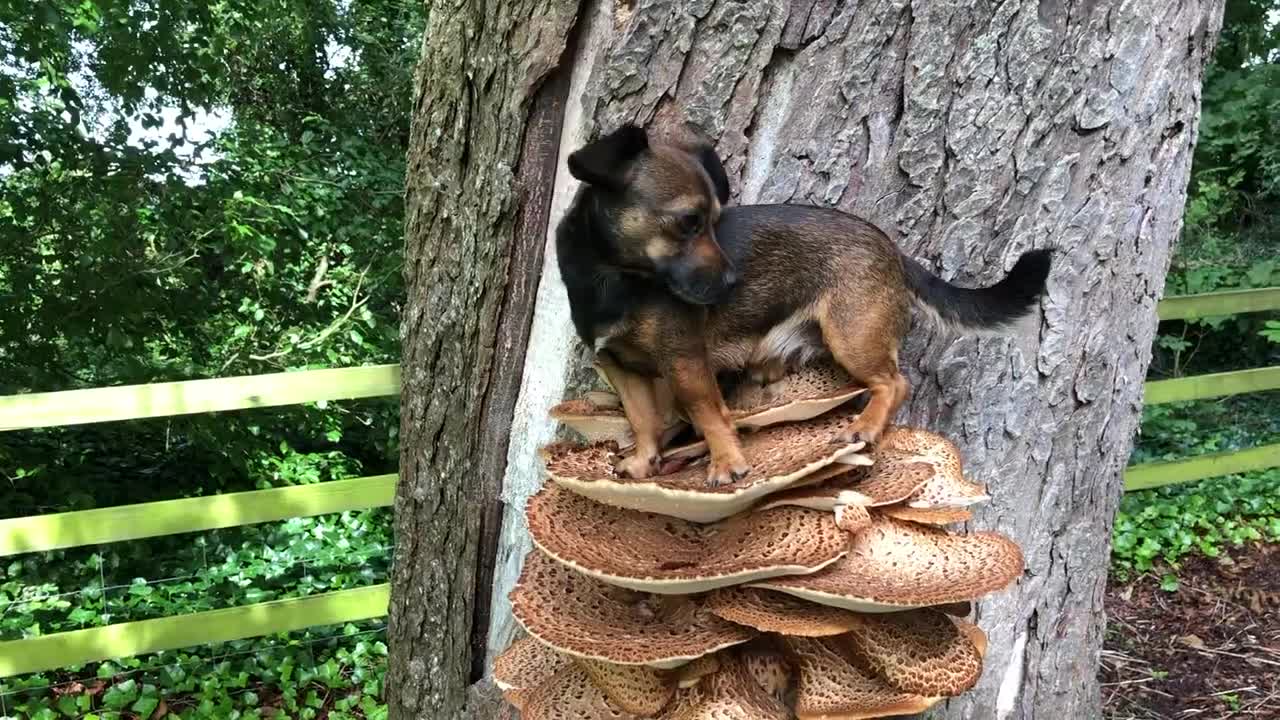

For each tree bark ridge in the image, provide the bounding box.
[391,1,577,717]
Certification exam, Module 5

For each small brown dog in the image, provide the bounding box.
[556,123,1050,486]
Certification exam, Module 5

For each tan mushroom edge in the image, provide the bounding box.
[508,551,757,670]
[541,407,870,523]
[526,484,851,594]
[750,516,1025,612]
[491,635,572,711]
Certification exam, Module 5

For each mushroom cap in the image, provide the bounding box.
[904,470,989,508]
[843,609,984,696]
[657,653,792,720]
[492,636,573,710]
[526,485,850,594]
[727,362,865,430]
[521,663,640,720]
[578,658,677,716]
[550,398,689,451]
[879,504,974,526]
[556,361,860,448]
[845,460,937,507]
[784,636,939,720]
[875,427,989,508]
[738,642,794,704]
[834,502,873,534]
[754,471,872,513]
[674,655,722,689]
[876,426,963,466]
[707,587,863,637]
[751,516,1024,611]
[549,399,636,445]
[510,551,756,669]
[542,407,867,523]
[957,619,988,655]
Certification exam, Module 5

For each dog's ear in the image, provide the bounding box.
[568,124,649,191]
[673,122,730,205]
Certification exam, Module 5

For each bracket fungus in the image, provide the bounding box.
[656,652,793,720]
[751,516,1024,612]
[521,662,643,720]
[494,359,1027,719]
[879,504,974,526]
[509,551,756,669]
[541,407,870,523]
[526,484,849,593]
[785,636,942,720]
[707,587,864,637]
[841,609,984,696]
[578,657,678,716]
[555,361,863,452]
[492,635,573,710]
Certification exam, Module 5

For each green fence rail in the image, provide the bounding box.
[0,585,391,678]
[1143,365,1280,405]
[1157,286,1280,321]
[1125,443,1280,492]
[0,289,1275,680]
[0,475,397,556]
[0,364,400,431]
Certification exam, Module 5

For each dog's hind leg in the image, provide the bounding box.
[817,293,911,446]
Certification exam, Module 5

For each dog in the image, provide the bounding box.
[555,122,1051,487]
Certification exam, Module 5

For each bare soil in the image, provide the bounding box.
[1103,542,1280,719]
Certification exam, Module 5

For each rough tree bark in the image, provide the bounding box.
[393,0,1224,718]
[388,1,576,718]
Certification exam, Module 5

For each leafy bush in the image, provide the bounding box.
[1112,469,1280,581]
[1,622,388,720]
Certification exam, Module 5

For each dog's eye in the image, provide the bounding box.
[676,211,704,236]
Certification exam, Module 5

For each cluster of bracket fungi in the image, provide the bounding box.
[494,361,1025,719]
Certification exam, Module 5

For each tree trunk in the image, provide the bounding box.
[394,0,1224,718]
[389,2,577,718]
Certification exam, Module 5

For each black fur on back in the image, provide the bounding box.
[902,249,1052,331]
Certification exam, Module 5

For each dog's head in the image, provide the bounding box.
[567,122,736,305]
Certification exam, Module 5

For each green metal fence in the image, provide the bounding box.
[0,288,1277,679]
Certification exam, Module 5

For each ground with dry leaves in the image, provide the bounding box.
[1102,541,1280,718]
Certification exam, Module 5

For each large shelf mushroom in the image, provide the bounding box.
[494,359,1026,719]
[526,484,850,593]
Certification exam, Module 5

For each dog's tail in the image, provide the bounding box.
[901,249,1052,334]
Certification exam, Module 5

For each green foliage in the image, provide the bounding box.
[1112,469,1280,580]
[0,0,420,714]
[1124,0,1280,582]
[1,622,389,719]
[1118,392,1280,579]
[1,509,391,640]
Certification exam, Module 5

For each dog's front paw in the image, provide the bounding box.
[615,452,660,479]
[705,453,751,487]
[835,421,883,448]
